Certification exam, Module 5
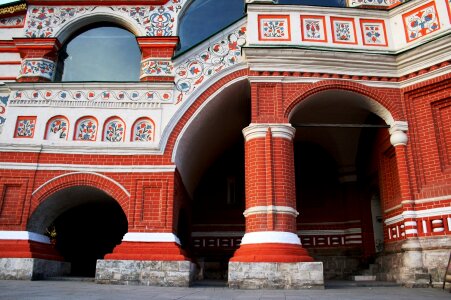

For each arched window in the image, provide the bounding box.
[74,116,98,141]
[103,117,126,142]
[45,116,69,140]
[177,0,245,53]
[55,23,141,82]
[131,118,155,142]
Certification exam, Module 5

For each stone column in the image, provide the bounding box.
[137,37,178,82]
[228,123,324,289]
[13,38,60,82]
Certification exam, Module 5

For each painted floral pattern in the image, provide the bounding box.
[348,0,402,7]
[334,22,352,41]
[0,15,25,27]
[141,60,174,77]
[15,118,36,138]
[175,24,246,104]
[20,59,55,80]
[261,19,287,39]
[403,3,440,42]
[47,118,68,140]
[13,89,172,103]
[76,118,97,141]
[133,119,154,142]
[104,119,125,142]
[0,96,8,134]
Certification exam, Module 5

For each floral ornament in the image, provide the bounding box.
[48,118,68,140]
[262,20,286,39]
[141,60,174,77]
[25,6,92,38]
[403,4,440,42]
[335,22,351,41]
[305,20,321,39]
[0,95,8,132]
[104,120,125,142]
[348,0,402,6]
[0,15,25,27]
[15,118,36,138]
[175,25,246,104]
[133,120,154,142]
[76,119,97,141]
[20,59,55,80]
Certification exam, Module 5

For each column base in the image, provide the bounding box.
[95,259,196,287]
[228,261,324,289]
[230,243,314,262]
[104,242,190,261]
[0,258,70,280]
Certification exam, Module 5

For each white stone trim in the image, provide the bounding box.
[298,228,362,236]
[32,171,132,197]
[0,162,175,173]
[404,221,417,227]
[385,207,451,225]
[243,205,299,217]
[405,229,418,235]
[0,231,50,244]
[242,123,295,142]
[240,231,301,245]
[192,231,244,237]
[122,233,181,245]
[400,195,451,205]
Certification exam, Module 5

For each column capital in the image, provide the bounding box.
[242,123,295,142]
[389,121,408,147]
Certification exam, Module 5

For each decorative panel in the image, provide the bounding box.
[432,99,451,170]
[360,19,388,46]
[0,179,28,225]
[330,17,357,44]
[0,15,25,28]
[74,117,98,141]
[45,116,69,140]
[300,15,327,42]
[0,95,8,135]
[132,118,155,142]
[14,116,36,138]
[258,15,291,41]
[103,117,125,142]
[133,180,168,228]
[18,59,55,81]
[402,2,440,43]
[446,0,451,23]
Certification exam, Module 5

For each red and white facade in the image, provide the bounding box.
[0,0,450,288]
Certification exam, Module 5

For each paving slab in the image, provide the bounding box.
[0,280,450,300]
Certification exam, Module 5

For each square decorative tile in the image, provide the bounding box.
[258,15,291,41]
[301,15,327,42]
[14,116,36,138]
[402,1,440,43]
[330,17,357,45]
[360,19,388,46]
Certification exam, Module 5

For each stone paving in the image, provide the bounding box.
[0,280,450,300]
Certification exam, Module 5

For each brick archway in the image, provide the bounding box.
[284,80,404,123]
[29,172,130,232]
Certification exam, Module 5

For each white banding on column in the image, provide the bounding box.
[122,232,181,245]
[240,231,301,245]
[243,205,299,217]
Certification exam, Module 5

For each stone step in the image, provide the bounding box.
[45,276,95,282]
[351,275,377,281]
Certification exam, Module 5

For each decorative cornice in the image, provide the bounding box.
[242,123,295,142]
[0,3,26,17]
[385,207,451,225]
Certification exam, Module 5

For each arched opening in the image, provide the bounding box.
[55,22,141,82]
[174,78,250,282]
[28,186,128,277]
[290,89,390,279]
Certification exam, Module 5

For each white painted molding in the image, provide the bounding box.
[400,195,451,206]
[32,171,132,197]
[240,231,301,245]
[192,231,245,237]
[243,205,299,217]
[0,162,176,174]
[385,207,451,225]
[0,231,50,244]
[122,232,181,245]
[297,228,362,236]
[242,123,295,142]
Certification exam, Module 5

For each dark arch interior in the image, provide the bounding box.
[28,186,128,277]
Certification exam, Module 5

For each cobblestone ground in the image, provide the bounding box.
[0,280,450,300]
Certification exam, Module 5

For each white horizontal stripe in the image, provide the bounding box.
[243,206,299,217]
[385,207,451,225]
[0,162,176,173]
[386,195,451,212]
[240,231,301,245]
[345,241,363,244]
[0,231,50,244]
[122,233,181,245]
[404,221,417,227]
[345,235,362,240]
[298,228,361,236]
[405,229,418,235]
